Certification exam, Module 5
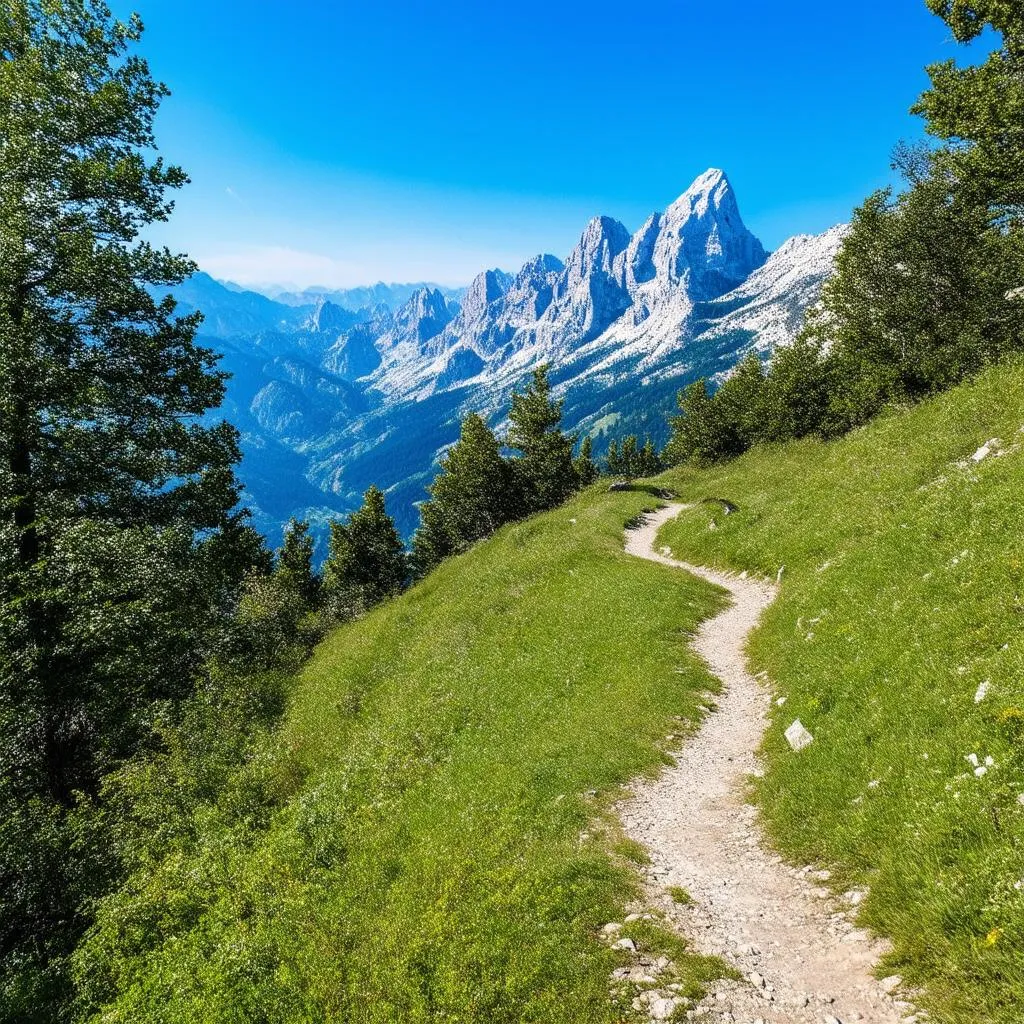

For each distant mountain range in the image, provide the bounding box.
[247,281,466,312]
[180,170,846,549]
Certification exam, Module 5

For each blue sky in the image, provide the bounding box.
[130,0,970,289]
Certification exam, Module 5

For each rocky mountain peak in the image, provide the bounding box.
[461,268,514,321]
[395,286,453,344]
[651,168,767,299]
[306,297,351,335]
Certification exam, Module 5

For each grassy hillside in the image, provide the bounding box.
[657,358,1024,1023]
[79,486,729,1022]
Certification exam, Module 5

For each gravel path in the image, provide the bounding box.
[617,504,915,1024]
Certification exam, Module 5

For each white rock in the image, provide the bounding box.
[974,680,990,703]
[613,937,636,951]
[602,922,623,934]
[785,719,814,751]
[972,439,999,462]
[649,996,678,1019]
[775,696,787,707]
[1018,793,1024,806]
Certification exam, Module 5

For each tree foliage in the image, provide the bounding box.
[324,487,406,614]
[606,434,662,478]
[0,4,245,1014]
[507,365,579,514]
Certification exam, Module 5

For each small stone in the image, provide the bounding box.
[824,1016,843,1024]
[625,913,643,923]
[785,719,814,751]
[649,996,678,1019]
[972,439,1000,462]
[748,971,766,989]
[612,937,636,951]
[775,696,787,706]
[881,975,903,993]
[602,922,623,935]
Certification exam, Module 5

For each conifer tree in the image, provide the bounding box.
[507,365,578,512]
[574,435,599,485]
[664,379,742,465]
[434,413,516,541]
[409,497,455,578]
[276,518,320,608]
[324,487,406,614]
[620,435,640,480]
[606,439,623,476]
[639,438,662,476]
[409,413,515,575]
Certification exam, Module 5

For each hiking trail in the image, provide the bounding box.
[615,503,915,1024]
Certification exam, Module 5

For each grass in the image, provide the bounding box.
[656,358,1024,1023]
[667,886,693,906]
[80,485,732,1023]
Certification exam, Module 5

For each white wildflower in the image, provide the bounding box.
[974,680,991,703]
[966,753,979,767]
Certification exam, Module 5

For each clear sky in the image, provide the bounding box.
[126,0,972,290]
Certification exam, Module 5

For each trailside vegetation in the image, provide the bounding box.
[657,358,1024,1022]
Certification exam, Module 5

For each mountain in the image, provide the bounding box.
[187,170,847,547]
[259,281,466,311]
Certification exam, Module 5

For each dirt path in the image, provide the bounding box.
[617,504,913,1024]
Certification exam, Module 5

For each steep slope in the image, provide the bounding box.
[78,486,732,1023]
[656,358,1024,1023]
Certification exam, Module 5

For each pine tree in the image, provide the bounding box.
[639,438,662,476]
[713,352,767,449]
[606,439,622,476]
[276,519,320,608]
[574,435,599,485]
[409,497,455,578]
[507,365,578,513]
[323,487,406,614]
[0,0,241,797]
[432,413,517,543]
[620,435,640,480]
[664,379,742,465]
